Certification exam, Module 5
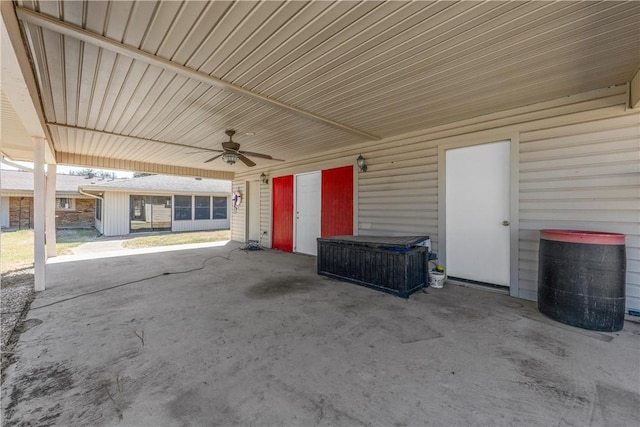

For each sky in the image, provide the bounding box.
[0,159,134,178]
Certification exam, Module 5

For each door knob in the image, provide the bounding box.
[502,220,510,226]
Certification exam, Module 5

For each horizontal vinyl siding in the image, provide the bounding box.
[519,115,640,310]
[260,180,271,248]
[232,87,639,311]
[230,180,246,243]
[358,151,439,250]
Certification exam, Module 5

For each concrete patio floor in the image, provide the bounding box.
[2,242,639,426]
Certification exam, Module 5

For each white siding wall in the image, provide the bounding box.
[358,146,439,246]
[233,86,640,311]
[519,115,640,309]
[172,218,230,232]
[260,179,272,248]
[230,181,246,243]
[102,192,129,236]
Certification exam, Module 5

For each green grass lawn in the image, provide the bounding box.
[1,230,35,273]
[0,228,98,273]
[1,228,231,274]
[121,230,230,249]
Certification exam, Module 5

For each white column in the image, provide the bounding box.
[33,137,46,291]
[46,163,57,257]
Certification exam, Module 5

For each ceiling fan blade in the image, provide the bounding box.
[187,149,223,154]
[239,151,285,161]
[238,151,273,159]
[204,153,223,163]
[237,154,256,167]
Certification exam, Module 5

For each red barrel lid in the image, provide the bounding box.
[540,229,625,245]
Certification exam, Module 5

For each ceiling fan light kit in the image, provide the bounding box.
[204,129,281,167]
[222,152,238,165]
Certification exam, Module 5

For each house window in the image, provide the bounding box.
[56,198,75,210]
[194,196,211,220]
[174,195,192,220]
[96,198,102,220]
[213,197,227,219]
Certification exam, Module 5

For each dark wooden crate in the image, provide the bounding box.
[317,236,429,298]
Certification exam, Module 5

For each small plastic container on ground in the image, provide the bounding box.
[429,271,446,288]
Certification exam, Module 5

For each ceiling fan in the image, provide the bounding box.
[204,130,282,167]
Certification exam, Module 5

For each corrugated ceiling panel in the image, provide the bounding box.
[11,0,640,176]
[0,91,34,159]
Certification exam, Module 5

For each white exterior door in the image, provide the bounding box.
[247,180,260,241]
[295,171,321,255]
[445,141,511,287]
[0,197,9,228]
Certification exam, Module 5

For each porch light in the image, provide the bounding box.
[222,152,238,165]
[357,154,367,172]
[260,172,269,184]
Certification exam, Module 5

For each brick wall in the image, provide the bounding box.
[8,197,95,229]
[56,198,95,228]
[9,197,33,229]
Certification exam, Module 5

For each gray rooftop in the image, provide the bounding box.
[81,174,231,194]
[1,170,231,195]
[0,169,98,193]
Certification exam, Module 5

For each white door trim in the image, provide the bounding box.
[437,133,520,298]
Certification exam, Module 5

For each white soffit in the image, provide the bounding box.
[9,1,640,172]
[0,16,49,162]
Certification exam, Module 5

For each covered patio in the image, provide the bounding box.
[1,2,639,425]
[3,245,639,425]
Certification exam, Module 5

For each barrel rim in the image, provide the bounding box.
[540,229,625,245]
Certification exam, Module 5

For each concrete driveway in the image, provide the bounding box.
[2,242,639,426]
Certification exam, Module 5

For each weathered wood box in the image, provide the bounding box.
[317,235,430,298]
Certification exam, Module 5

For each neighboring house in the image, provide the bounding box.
[0,170,97,229]
[79,174,231,237]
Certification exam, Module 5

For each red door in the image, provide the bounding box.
[272,175,294,252]
[321,166,353,237]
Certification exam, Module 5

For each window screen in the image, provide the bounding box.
[213,197,227,219]
[174,195,192,220]
[195,196,211,220]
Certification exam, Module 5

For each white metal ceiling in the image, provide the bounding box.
[5,1,640,173]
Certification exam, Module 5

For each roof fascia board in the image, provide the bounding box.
[80,186,230,196]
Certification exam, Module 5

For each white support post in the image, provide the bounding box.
[33,137,46,291]
[46,163,57,258]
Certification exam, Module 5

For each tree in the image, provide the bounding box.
[70,168,97,177]
[133,172,154,178]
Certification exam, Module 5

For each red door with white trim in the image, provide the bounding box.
[321,166,353,237]
[271,166,353,253]
[272,175,294,252]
